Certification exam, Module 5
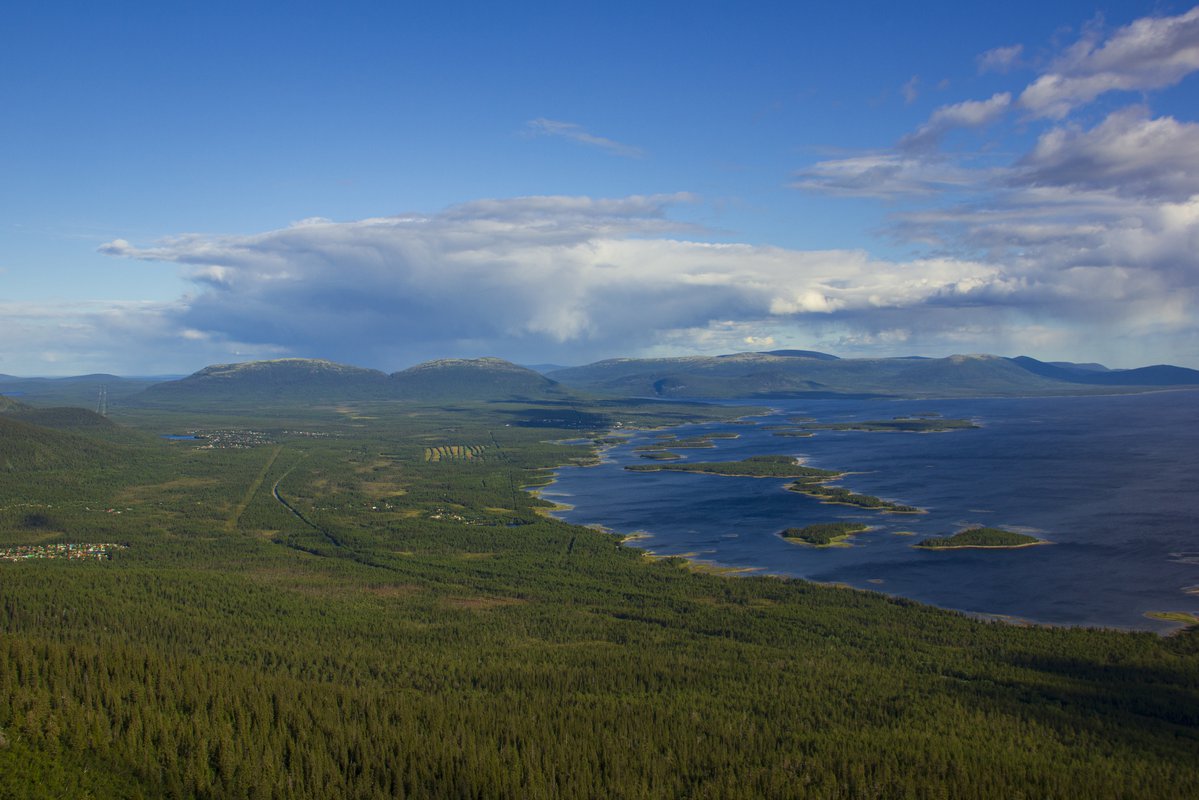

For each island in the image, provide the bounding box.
[788,478,923,513]
[638,451,683,460]
[627,456,924,513]
[626,455,841,479]
[915,527,1044,549]
[780,522,870,547]
[799,417,978,433]
[634,432,740,452]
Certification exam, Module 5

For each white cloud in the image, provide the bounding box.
[900,92,1011,151]
[525,118,645,158]
[901,76,920,105]
[94,195,1034,368]
[1019,6,1199,118]
[977,44,1023,74]
[1016,107,1199,201]
[0,300,283,376]
[791,153,985,198]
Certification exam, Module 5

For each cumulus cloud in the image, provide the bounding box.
[94,195,1040,368]
[786,6,1199,365]
[1015,107,1199,201]
[1019,6,1199,118]
[525,118,645,158]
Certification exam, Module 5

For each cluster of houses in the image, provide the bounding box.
[0,542,126,562]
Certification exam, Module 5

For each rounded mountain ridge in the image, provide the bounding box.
[195,358,387,378]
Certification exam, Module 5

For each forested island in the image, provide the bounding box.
[780,522,870,546]
[798,416,979,433]
[626,455,924,513]
[787,478,923,513]
[916,527,1045,549]
[633,432,739,452]
[626,454,841,479]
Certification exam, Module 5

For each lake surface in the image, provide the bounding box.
[544,391,1199,632]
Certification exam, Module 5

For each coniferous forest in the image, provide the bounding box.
[1,394,1197,799]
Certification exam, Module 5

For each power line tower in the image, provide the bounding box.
[96,384,108,417]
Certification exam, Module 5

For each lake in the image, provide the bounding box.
[544,390,1199,632]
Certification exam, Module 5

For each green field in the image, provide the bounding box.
[1,395,1197,798]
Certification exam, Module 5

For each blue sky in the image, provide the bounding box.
[3,1,1199,374]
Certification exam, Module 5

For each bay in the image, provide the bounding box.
[545,390,1199,631]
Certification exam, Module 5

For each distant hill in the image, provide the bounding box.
[1009,356,1199,386]
[521,363,573,374]
[137,357,575,406]
[391,358,571,401]
[125,352,1199,406]
[0,374,161,408]
[548,352,1199,399]
[1046,360,1109,373]
[757,349,840,360]
[138,359,394,405]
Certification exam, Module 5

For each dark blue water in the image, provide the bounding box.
[545,392,1199,631]
[160,434,199,440]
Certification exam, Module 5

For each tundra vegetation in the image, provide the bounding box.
[0,390,1196,799]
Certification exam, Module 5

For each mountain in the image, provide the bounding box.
[548,352,1199,399]
[1046,361,1109,373]
[138,359,393,405]
[129,352,1199,406]
[137,357,574,406]
[1009,356,1199,386]
[391,358,571,401]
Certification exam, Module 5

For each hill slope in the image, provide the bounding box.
[391,357,572,400]
[138,359,394,405]
[0,415,113,471]
[1010,356,1199,386]
[548,353,1057,398]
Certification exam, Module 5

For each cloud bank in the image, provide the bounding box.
[96,194,1040,369]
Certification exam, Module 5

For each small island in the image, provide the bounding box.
[780,522,870,547]
[634,436,717,452]
[638,451,683,460]
[788,478,922,513]
[915,527,1044,549]
[626,455,842,479]
[799,417,978,433]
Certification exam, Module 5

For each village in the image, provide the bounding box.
[0,542,126,562]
